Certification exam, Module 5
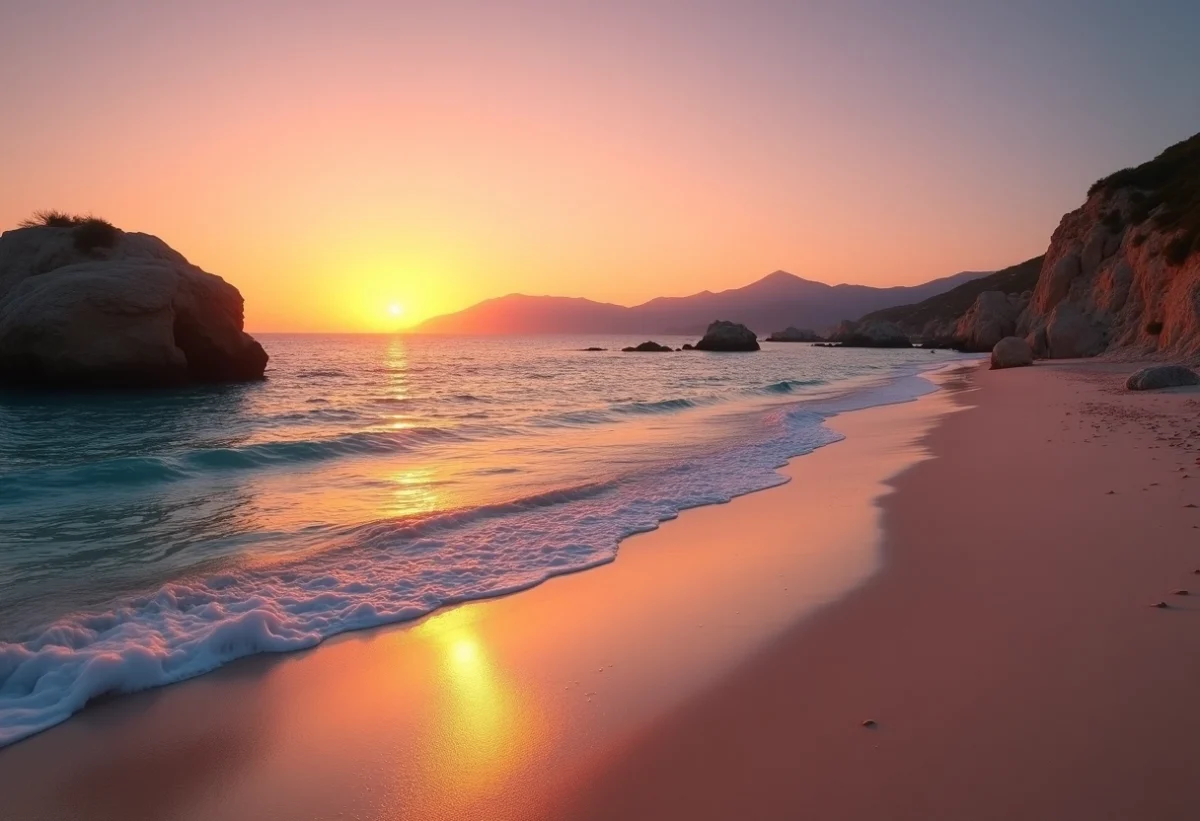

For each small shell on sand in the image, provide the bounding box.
[862,719,878,728]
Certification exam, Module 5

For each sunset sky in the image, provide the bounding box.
[1,1,1198,332]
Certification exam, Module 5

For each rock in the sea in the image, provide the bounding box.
[693,320,759,352]
[621,341,673,352]
[766,326,819,342]
[1125,365,1200,391]
[0,220,267,387]
[681,343,694,350]
[826,319,911,348]
[990,336,1033,369]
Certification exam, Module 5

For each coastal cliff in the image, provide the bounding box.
[0,214,268,387]
[1018,132,1200,360]
[857,256,1043,349]
[857,131,1200,362]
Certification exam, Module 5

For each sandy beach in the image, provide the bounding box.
[2,360,1199,820]
[553,362,1200,820]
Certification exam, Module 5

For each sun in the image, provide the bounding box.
[388,303,404,317]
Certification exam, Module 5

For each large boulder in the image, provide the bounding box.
[1125,365,1200,390]
[0,222,267,387]
[694,320,759,352]
[954,290,1026,352]
[827,319,911,348]
[1042,302,1105,359]
[766,326,819,342]
[990,336,1033,369]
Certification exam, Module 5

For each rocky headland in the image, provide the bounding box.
[852,130,1200,365]
[1021,132,1200,361]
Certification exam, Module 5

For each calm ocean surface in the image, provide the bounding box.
[0,334,964,745]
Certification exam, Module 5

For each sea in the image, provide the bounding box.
[0,334,965,746]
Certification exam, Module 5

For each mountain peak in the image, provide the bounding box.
[753,269,822,287]
[414,268,991,334]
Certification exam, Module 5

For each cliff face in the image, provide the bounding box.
[1020,132,1200,361]
[858,256,1042,347]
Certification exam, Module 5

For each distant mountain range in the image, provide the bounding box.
[413,269,990,335]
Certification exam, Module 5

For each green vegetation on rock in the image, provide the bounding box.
[1088,131,1200,265]
[18,210,119,254]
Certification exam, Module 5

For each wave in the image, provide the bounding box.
[755,378,826,394]
[531,396,711,429]
[611,397,699,414]
[0,426,464,501]
[295,368,349,379]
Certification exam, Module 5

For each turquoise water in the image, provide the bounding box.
[0,334,960,745]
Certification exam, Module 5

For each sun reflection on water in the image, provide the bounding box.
[387,468,440,518]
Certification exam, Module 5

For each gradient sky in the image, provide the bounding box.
[1,1,1198,331]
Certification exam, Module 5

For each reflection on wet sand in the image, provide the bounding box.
[411,606,548,812]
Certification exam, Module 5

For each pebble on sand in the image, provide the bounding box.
[862,719,878,728]
[1152,601,1170,609]
[1172,589,1189,596]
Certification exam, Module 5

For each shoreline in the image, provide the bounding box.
[0,362,968,820]
[553,361,1200,820]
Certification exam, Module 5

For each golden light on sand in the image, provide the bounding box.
[407,606,548,811]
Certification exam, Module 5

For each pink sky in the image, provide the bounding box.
[1,1,1197,331]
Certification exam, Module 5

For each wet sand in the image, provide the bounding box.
[4,361,1198,820]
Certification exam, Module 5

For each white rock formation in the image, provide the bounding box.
[0,223,267,387]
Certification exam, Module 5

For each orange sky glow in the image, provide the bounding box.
[1,3,1197,332]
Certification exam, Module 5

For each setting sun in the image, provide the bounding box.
[389,303,404,317]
